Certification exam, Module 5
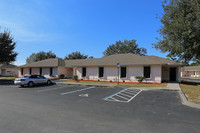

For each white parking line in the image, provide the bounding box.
[61,86,96,95]
[127,90,142,102]
[37,85,74,93]
[120,92,133,98]
[106,97,128,103]
[103,88,142,103]
[115,94,130,100]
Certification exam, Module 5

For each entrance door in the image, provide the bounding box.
[170,67,176,81]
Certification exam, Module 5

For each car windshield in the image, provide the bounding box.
[24,75,30,78]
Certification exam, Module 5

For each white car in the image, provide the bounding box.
[15,75,52,87]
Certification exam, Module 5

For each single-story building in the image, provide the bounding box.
[0,64,18,76]
[18,58,68,78]
[19,54,182,83]
[18,54,183,83]
[181,66,200,77]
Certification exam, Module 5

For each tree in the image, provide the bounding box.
[26,51,56,64]
[64,51,88,60]
[89,56,94,59]
[0,28,18,63]
[154,0,200,64]
[190,60,200,66]
[103,39,147,56]
[190,62,199,66]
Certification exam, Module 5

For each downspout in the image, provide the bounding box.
[160,64,162,83]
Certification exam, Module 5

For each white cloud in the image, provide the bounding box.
[14,60,25,66]
[0,0,65,43]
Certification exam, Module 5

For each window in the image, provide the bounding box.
[144,66,151,78]
[82,67,86,77]
[21,68,23,75]
[121,67,126,78]
[40,68,42,76]
[99,67,104,77]
[38,75,45,79]
[50,68,53,76]
[29,68,32,75]
[29,75,37,78]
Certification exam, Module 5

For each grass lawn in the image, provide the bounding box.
[0,77,15,80]
[182,77,200,79]
[180,84,200,104]
[57,80,167,87]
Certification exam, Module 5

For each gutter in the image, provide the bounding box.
[65,63,183,68]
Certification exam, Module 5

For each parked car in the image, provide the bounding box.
[14,75,52,87]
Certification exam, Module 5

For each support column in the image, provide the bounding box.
[177,66,181,82]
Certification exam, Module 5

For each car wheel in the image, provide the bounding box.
[47,80,51,85]
[28,81,34,87]
[20,85,24,87]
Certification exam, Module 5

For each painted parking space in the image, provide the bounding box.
[37,85,74,93]
[61,86,96,95]
[17,84,65,90]
[103,88,142,103]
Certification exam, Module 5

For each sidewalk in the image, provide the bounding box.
[56,81,178,90]
[55,81,117,87]
[128,83,180,91]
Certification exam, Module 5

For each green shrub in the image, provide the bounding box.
[135,76,145,83]
[72,75,78,81]
[59,74,65,79]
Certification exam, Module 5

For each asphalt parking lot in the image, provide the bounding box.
[182,78,200,83]
[0,84,199,133]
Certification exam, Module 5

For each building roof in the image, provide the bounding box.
[0,64,17,69]
[19,54,182,68]
[19,58,65,68]
[65,53,182,67]
[182,66,200,71]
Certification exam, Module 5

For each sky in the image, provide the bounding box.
[0,0,167,65]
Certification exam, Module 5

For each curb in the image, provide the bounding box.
[56,82,178,90]
[178,86,200,109]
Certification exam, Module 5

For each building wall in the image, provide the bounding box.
[104,66,118,81]
[66,68,73,77]
[87,67,98,80]
[43,68,50,77]
[23,68,29,76]
[32,68,40,75]
[57,67,73,78]
[19,67,58,78]
[76,67,82,79]
[149,65,162,83]
[181,70,200,77]
[75,65,162,83]
[127,66,143,81]
[0,68,19,76]
[162,66,182,82]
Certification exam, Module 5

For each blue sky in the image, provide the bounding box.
[0,0,167,65]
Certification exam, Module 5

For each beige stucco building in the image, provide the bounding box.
[181,66,200,77]
[18,54,183,83]
[0,64,18,76]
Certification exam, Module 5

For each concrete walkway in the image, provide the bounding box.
[129,83,180,91]
[55,81,117,87]
[56,81,180,90]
